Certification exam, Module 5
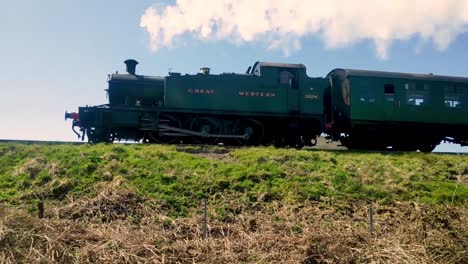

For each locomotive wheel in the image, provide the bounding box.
[147,114,182,144]
[233,118,264,146]
[190,117,222,144]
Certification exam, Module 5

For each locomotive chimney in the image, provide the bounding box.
[200,67,210,75]
[124,59,139,75]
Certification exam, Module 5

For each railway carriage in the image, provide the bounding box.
[326,69,468,151]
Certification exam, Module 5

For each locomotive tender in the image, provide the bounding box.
[65,59,468,151]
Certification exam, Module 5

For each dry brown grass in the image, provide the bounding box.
[12,157,46,178]
[1,189,466,264]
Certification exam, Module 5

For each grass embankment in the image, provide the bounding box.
[0,143,467,263]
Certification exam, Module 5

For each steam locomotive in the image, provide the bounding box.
[65,59,468,151]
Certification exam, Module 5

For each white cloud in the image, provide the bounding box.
[140,0,468,59]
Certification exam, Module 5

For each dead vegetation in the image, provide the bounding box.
[12,157,47,178]
[1,189,466,264]
[1,143,467,263]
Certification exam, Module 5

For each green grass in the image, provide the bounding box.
[0,143,466,216]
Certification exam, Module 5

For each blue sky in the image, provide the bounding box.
[0,1,467,152]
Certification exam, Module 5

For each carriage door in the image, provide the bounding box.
[382,79,404,121]
[280,69,300,112]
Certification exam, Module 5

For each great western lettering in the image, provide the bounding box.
[238,91,276,97]
[187,89,215,94]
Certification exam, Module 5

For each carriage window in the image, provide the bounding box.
[359,80,376,103]
[444,85,462,108]
[384,84,395,102]
[462,88,468,108]
[406,83,430,106]
[445,96,461,108]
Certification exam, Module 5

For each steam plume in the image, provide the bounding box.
[140,0,468,59]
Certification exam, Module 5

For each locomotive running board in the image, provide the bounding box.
[158,124,249,140]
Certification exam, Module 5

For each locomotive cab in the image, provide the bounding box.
[248,61,309,113]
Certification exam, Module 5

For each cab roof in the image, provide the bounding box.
[256,62,306,69]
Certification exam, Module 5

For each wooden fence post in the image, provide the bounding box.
[203,198,208,239]
[369,203,374,235]
[38,193,45,219]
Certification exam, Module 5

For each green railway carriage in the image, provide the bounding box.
[326,69,468,151]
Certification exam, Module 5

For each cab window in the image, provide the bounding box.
[252,64,261,76]
[279,70,292,85]
[278,70,299,89]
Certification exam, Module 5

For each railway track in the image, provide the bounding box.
[0,138,465,155]
[0,139,84,145]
